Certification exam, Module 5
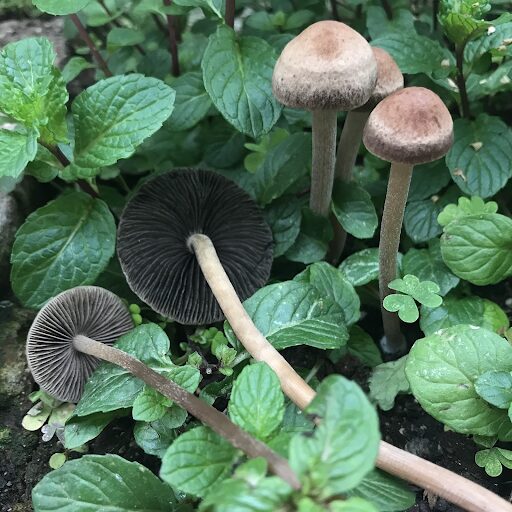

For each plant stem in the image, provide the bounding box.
[152,13,167,35]
[455,44,471,118]
[379,162,412,354]
[380,0,393,19]
[310,110,338,217]
[73,334,300,489]
[69,14,113,77]
[189,234,512,511]
[329,0,339,20]
[163,0,180,76]
[225,0,236,28]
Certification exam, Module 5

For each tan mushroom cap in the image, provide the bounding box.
[363,87,454,165]
[272,20,378,111]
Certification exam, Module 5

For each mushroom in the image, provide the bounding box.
[26,285,299,487]
[117,168,314,408]
[330,47,403,262]
[362,87,453,353]
[272,20,377,217]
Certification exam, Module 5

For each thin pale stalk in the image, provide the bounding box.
[73,335,299,489]
[379,162,412,353]
[188,233,512,511]
[310,110,338,217]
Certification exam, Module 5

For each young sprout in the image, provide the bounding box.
[272,20,377,217]
[26,286,299,488]
[362,87,453,353]
[117,169,315,409]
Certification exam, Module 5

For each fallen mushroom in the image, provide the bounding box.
[26,285,299,488]
[272,20,377,217]
[362,87,453,353]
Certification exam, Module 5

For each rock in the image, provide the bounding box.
[0,195,21,289]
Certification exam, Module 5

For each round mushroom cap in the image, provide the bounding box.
[358,47,403,111]
[117,169,273,325]
[363,87,454,165]
[272,20,378,110]
[26,286,133,403]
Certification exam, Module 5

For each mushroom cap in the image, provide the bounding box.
[26,286,133,403]
[272,20,378,110]
[358,47,403,111]
[363,87,454,165]
[117,169,273,325]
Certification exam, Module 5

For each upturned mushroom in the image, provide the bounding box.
[117,168,314,408]
[272,20,377,217]
[26,285,299,487]
[362,87,453,353]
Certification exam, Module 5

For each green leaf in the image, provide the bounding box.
[229,363,285,440]
[167,72,212,132]
[339,248,380,287]
[402,240,460,296]
[388,275,443,308]
[383,294,419,323]
[132,386,172,422]
[369,356,410,411]
[475,371,512,409]
[465,21,512,62]
[254,133,311,205]
[64,411,126,449]
[107,27,145,51]
[33,0,92,15]
[346,326,383,367]
[160,426,238,497]
[331,181,378,239]
[404,198,443,243]
[264,196,301,257]
[475,447,512,477]
[61,56,95,83]
[446,115,512,198]
[439,0,491,45]
[25,145,61,183]
[366,6,415,39]
[408,160,452,201]
[405,325,512,440]
[330,498,378,512]
[440,213,512,285]
[294,262,360,326]
[0,128,38,179]
[225,280,349,351]
[11,192,116,308]
[32,454,176,511]
[348,469,416,512]
[202,26,282,138]
[420,295,509,336]
[66,74,175,178]
[438,196,498,227]
[289,375,380,497]
[75,324,172,416]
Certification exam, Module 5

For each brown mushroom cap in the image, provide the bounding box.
[26,286,133,403]
[117,169,273,325]
[272,20,378,110]
[363,87,454,165]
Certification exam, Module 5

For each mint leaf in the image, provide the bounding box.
[132,386,172,422]
[438,196,498,227]
[331,181,378,239]
[406,325,512,440]
[366,6,415,39]
[107,27,145,51]
[408,160,452,201]
[369,356,410,411]
[33,0,92,15]
[264,195,302,257]
[404,198,443,243]
[330,498,378,512]
[32,455,176,512]
[66,74,175,178]
[229,363,285,440]
[0,128,38,178]
[133,409,182,458]
[160,426,238,497]
[338,248,382,287]
[289,375,380,497]
[439,0,491,45]
[346,326,383,367]
[465,21,512,62]
[446,115,512,198]
[440,213,512,285]
[225,281,348,351]
[475,371,512,409]
[61,56,95,83]
[202,26,282,138]
[11,192,116,308]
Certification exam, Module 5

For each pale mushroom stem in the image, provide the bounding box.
[310,110,338,217]
[379,162,413,353]
[187,234,512,512]
[72,334,300,489]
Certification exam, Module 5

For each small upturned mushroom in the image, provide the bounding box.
[26,286,299,487]
[362,87,453,353]
[272,20,377,217]
[118,168,314,408]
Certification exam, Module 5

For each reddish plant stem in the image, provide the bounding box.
[225,0,235,28]
[329,0,339,20]
[69,14,113,77]
[163,0,180,76]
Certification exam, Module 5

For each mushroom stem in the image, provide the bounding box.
[310,110,338,217]
[72,334,300,489]
[379,162,412,353]
[186,237,512,512]
[188,233,316,410]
